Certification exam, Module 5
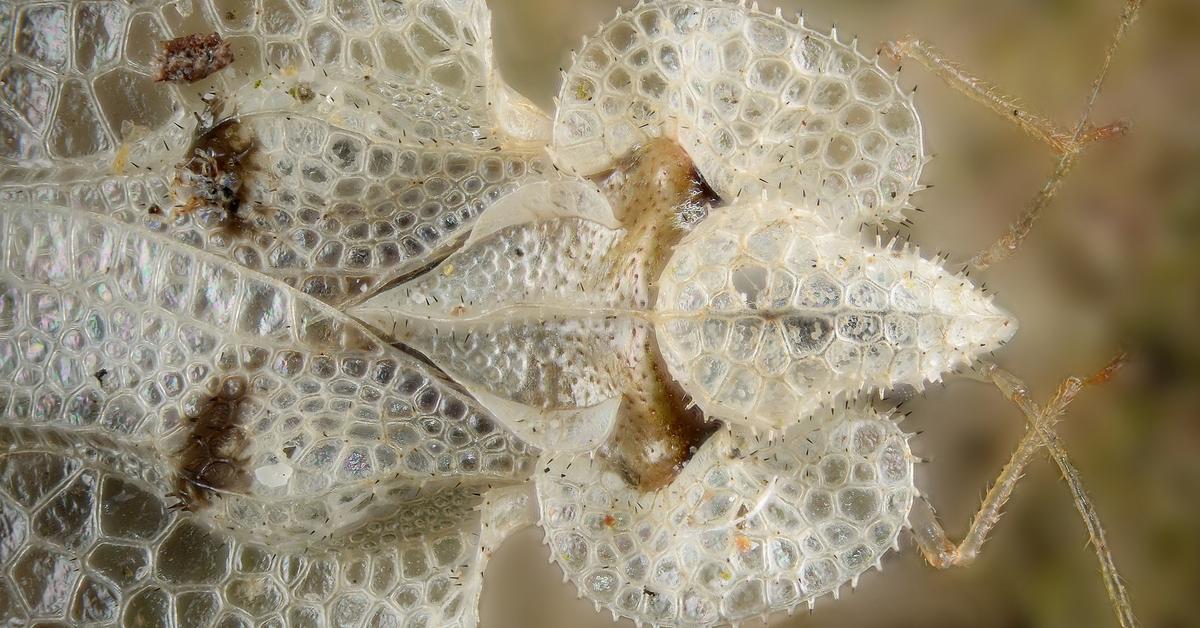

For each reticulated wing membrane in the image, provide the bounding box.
[354,181,637,451]
[0,0,546,168]
[553,0,925,226]
[0,439,533,627]
[354,180,628,324]
[0,204,535,548]
[0,0,553,305]
[536,406,916,625]
[654,200,1017,432]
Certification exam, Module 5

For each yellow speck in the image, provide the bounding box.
[442,264,455,276]
[111,143,131,175]
[574,81,593,101]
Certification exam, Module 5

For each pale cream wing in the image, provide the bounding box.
[0,204,535,548]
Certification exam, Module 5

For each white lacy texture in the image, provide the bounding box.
[0,206,534,544]
[0,0,1020,627]
[553,0,925,225]
[0,205,538,624]
[0,0,547,624]
[0,437,530,627]
[537,407,915,626]
[655,199,1016,432]
[0,0,553,306]
[352,179,637,452]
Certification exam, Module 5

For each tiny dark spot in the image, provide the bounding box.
[93,368,108,383]
[513,246,524,258]
[288,83,315,103]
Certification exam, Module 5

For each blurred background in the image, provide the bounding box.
[480,1,1200,627]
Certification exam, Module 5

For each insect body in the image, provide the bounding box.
[348,3,1014,622]
[0,0,1136,626]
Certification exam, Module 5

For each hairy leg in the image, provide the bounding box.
[881,38,1125,155]
[884,1,1143,269]
[909,355,1138,628]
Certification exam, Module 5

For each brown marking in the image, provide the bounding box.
[1086,352,1128,386]
[595,138,721,307]
[1081,120,1131,146]
[605,329,718,491]
[288,83,315,103]
[152,33,234,83]
[596,139,722,491]
[172,378,253,510]
[173,114,270,239]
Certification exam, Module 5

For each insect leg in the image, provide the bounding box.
[959,0,1142,269]
[886,1,1142,270]
[881,38,1075,153]
[911,356,1138,628]
[907,401,1048,569]
[982,358,1138,628]
[880,38,1128,156]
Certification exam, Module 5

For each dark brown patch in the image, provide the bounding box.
[172,378,253,510]
[596,138,721,307]
[606,329,719,492]
[152,33,235,83]
[590,139,724,491]
[173,114,265,238]
[596,138,721,232]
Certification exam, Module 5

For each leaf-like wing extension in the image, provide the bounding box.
[654,199,1018,431]
[536,406,916,625]
[0,204,534,548]
[0,0,547,169]
[355,180,630,323]
[553,0,925,226]
[354,185,636,450]
[460,483,540,626]
[388,317,627,452]
[0,74,553,305]
[0,441,523,627]
[462,179,621,249]
[0,0,553,305]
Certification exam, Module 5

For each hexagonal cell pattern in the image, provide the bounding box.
[0,0,553,306]
[0,440,525,626]
[655,198,1017,430]
[0,0,1028,625]
[0,0,536,166]
[537,407,915,626]
[0,205,534,547]
[554,0,925,225]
